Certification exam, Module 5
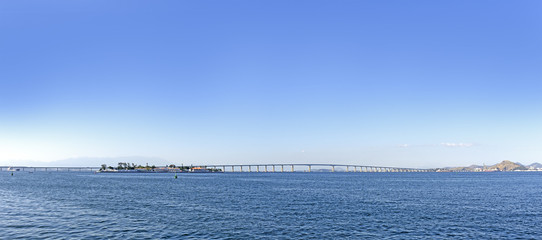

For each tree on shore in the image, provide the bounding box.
[116,162,138,170]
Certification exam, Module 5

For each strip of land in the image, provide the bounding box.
[437,160,542,172]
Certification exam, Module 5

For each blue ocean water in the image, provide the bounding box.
[1,172,541,239]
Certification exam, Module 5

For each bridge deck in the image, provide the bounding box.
[0,164,435,173]
[202,164,433,172]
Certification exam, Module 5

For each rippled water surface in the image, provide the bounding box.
[1,171,541,239]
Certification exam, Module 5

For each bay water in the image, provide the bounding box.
[1,171,541,239]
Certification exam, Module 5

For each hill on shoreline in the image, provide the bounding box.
[443,160,540,172]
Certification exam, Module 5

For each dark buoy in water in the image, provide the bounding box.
[174,173,178,179]
[11,172,13,176]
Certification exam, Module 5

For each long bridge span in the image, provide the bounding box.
[0,164,435,173]
[0,166,100,172]
[202,164,434,173]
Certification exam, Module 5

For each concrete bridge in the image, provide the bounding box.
[0,167,100,172]
[0,164,434,173]
[202,164,434,173]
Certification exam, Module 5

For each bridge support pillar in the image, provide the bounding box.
[291,165,294,172]
[281,165,284,172]
[308,165,311,172]
[332,166,335,172]
[265,165,268,172]
[273,165,275,172]
[249,166,252,172]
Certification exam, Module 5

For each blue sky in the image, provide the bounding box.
[1,0,541,167]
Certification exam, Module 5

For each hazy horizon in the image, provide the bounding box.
[1,0,541,168]
[2,156,541,169]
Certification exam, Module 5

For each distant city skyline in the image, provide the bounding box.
[1,0,541,168]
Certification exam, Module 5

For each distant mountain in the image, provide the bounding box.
[527,162,542,169]
[440,160,530,172]
[447,166,473,172]
[488,160,527,171]
[3,156,173,167]
[50,156,172,167]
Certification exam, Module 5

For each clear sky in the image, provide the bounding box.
[1,0,541,168]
